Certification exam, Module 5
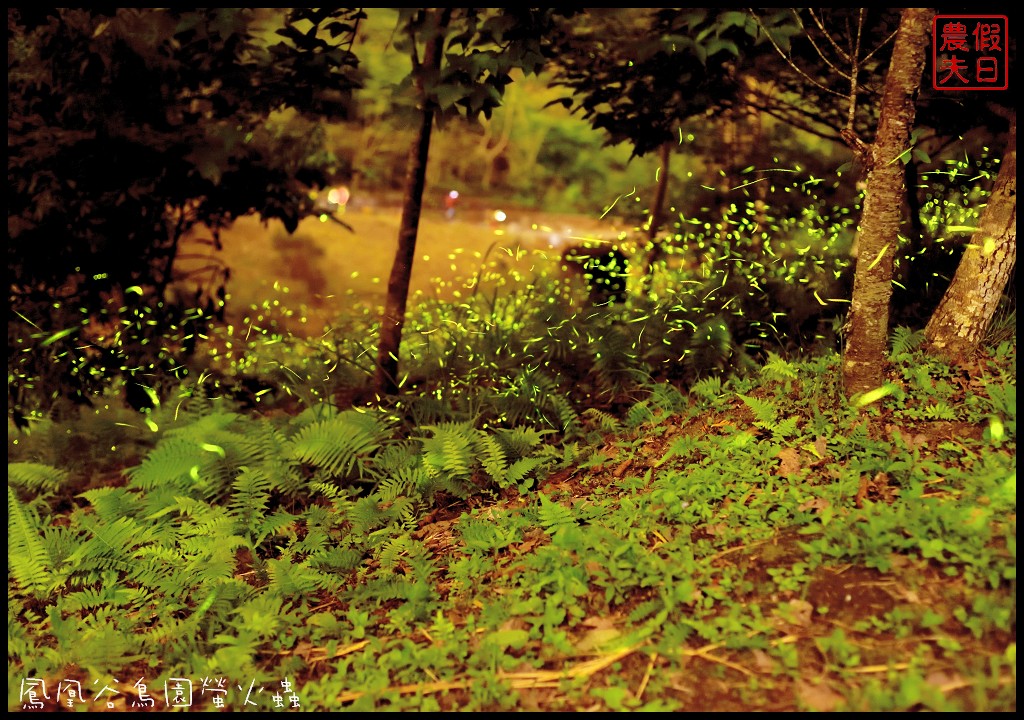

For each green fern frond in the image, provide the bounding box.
[626,401,656,428]
[986,382,1016,420]
[8,486,57,595]
[588,325,637,394]
[79,487,141,523]
[59,578,149,613]
[475,432,508,486]
[890,325,925,356]
[377,533,414,570]
[691,375,724,403]
[537,493,577,535]
[165,410,241,441]
[420,422,476,480]
[760,352,799,382]
[404,394,455,427]
[287,410,387,481]
[311,547,365,574]
[377,474,414,503]
[8,462,68,495]
[924,402,957,420]
[230,466,272,536]
[738,393,778,427]
[773,416,801,439]
[253,510,299,548]
[646,382,688,413]
[506,456,547,489]
[127,436,212,492]
[459,518,515,554]
[68,515,159,571]
[347,496,390,535]
[265,557,320,598]
[627,597,666,623]
[542,387,581,435]
[494,426,552,459]
[582,407,622,433]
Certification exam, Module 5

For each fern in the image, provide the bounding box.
[230,465,272,540]
[588,325,638,395]
[890,325,925,357]
[8,486,57,596]
[265,557,320,597]
[311,546,365,574]
[691,375,724,404]
[377,474,414,503]
[499,367,580,434]
[420,422,477,481]
[346,495,391,535]
[582,407,622,433]
[772,416,801,439]
[760,352,799,383]
[377,533,415,571]
[127,436,214,492]
[507,457,547,489]
[69,515,158,565]
[537,493,577,535]
[924,401,957,421]
[59,573,149,613]
[476,431,509,486]
[626,401,657,428]
[8,462,68,495]
[659,435,700,466]
[495,426,552,458]
[79,486,142,523]
[738,393,779,427]
[287,409,387,482]
[986,382,1016,420]
[627,597,667,624]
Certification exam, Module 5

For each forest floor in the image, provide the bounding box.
[171,206,1016,711]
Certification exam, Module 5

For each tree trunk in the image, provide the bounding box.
[646,141,671,241]
[373,12,446,397]
[842,7,933,398]
[924,111,1016,358]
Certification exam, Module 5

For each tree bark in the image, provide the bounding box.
[373,11,447,397]
[646,141,671,241]
[924,111,1016,358]
[842,7,933,398]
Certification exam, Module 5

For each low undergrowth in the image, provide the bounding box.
[8,332,1016,711]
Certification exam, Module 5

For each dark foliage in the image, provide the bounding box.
[8,8,364,416]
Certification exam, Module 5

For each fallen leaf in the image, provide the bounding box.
[798,497,830,513]
[581,615,620,629]
[855,475,870,508]
[773,599,814,627]
[776,447,802,477]
[814,435,829,458]
[574,627,622,653]
[925,669,966,691]
[797,679,845,711]
[751,649,775,673]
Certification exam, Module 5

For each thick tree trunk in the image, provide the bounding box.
[842,7,933,398]
[925,112,1016,358]
[373,13,446,397]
